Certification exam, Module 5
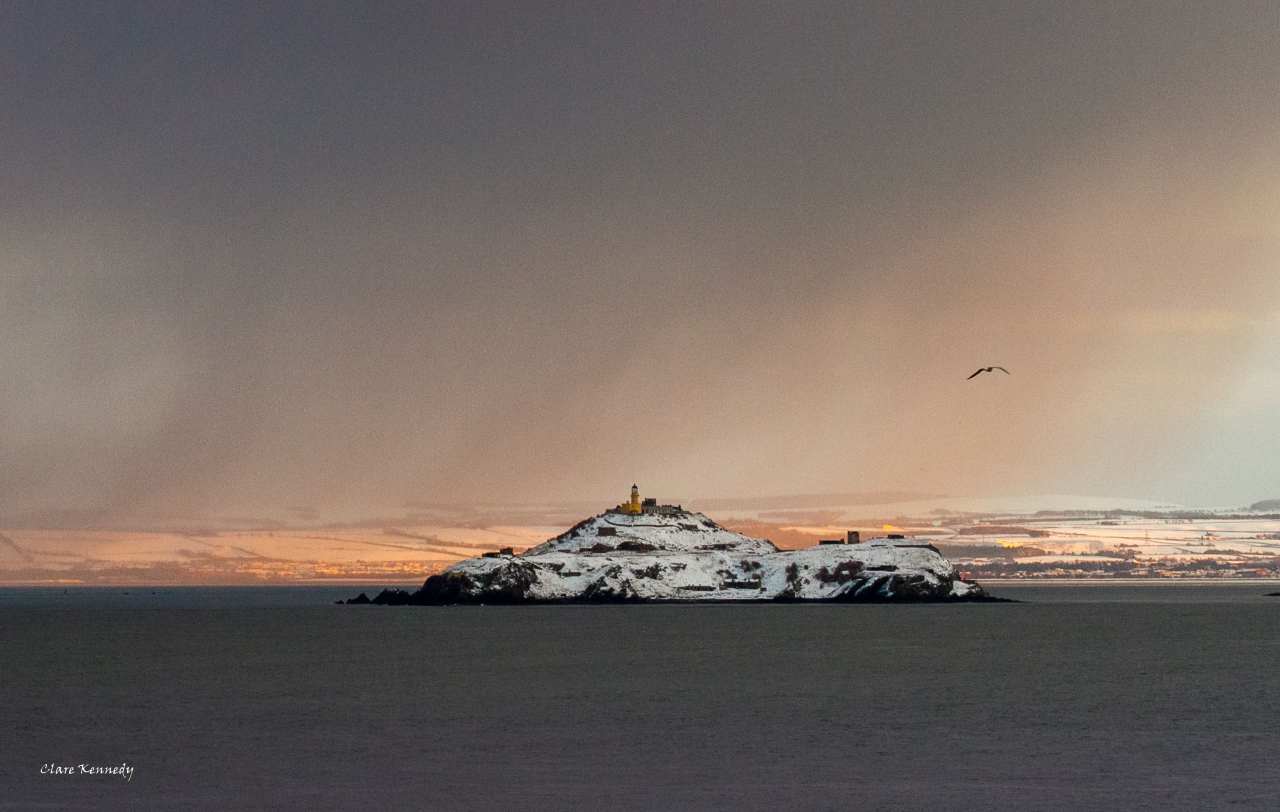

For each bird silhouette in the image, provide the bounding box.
[967,366,1009,379]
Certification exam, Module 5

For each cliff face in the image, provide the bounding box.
[374,512,988,604]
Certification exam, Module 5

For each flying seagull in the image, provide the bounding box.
[967,366,1010,379]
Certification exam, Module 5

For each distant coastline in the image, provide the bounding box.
[3,496,1278,586]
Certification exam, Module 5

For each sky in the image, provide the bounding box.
[2,1,1279,519]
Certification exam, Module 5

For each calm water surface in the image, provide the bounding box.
[3,584,1278,811]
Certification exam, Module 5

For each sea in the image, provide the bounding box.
[2,583,1278,811]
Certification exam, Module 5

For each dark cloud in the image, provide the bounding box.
[3,1,1279,517]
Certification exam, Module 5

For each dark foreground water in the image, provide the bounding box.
[3,584,1278,811]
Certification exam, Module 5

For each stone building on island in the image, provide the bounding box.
[606,484,687,517]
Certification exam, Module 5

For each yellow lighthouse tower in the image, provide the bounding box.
[620,484,642,515]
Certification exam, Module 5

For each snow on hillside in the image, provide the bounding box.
[376,509,987,604]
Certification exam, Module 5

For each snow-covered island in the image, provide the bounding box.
[356,487,990,604]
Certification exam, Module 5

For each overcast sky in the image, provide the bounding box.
[3,1,1279,516]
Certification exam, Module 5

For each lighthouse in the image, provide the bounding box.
[607,484,683,517]
[621,484,642,515]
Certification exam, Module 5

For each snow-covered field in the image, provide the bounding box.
[0,527,548,585]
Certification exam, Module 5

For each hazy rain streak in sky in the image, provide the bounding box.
[2,1,1279,517]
